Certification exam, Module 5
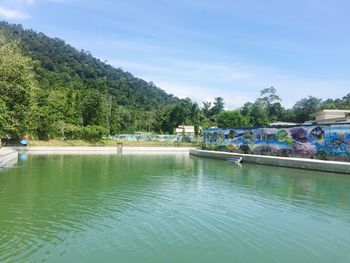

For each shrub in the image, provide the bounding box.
[61,124,82,140]
[81,125,108,141]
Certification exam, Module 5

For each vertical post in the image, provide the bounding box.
[117,142,123,155]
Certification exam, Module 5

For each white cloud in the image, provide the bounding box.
[0,0,65,20]
[155,80,253,109]
[23,0,35,4]
[106,57,349,109]
[107,58,258,108]
[0,0,35,19]
[109,58,253,84]
[0,6,30,19]
[0,0,35,6]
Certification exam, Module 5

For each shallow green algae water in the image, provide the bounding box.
[1,154,350,262]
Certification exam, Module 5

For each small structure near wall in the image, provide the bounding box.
[305,110,350,124]
[117,142,123,155]
[175,125,196,135]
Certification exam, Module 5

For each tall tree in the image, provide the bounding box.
[0,31,38,138]
[260,87,282,121]
[260,86,281,104]
[217,110,249,128]
[202,101,212,117]
[293,96,322,123]
[210,97,225,116]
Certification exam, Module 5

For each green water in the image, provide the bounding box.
[0,154,350,263]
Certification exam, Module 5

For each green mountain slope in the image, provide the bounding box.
[0,21,177,110]
[0,21,194,139]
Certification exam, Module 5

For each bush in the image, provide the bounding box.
[61,123,82,140]
[81,125,108,141]
[59,123,108,141]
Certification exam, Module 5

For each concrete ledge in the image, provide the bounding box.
[28,146,191,155]
[0,148,18,168]
[190,148,350,175]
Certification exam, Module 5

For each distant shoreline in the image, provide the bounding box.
[23,139,198,148]
[26,146,191,155]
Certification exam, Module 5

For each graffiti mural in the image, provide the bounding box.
[204,124,350,161]
[109,134,200,143]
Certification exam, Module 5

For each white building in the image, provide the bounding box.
[305,109,350,124]
[175,125,196,135]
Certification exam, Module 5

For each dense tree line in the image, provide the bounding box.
[216,87,350,128]
[0,22,349,140]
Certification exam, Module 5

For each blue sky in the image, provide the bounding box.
[1,0,349,108]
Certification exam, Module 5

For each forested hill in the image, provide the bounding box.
[0,21,176,109]
[1,21,201,140]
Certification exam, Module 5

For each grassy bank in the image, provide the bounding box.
[28,139,198,147]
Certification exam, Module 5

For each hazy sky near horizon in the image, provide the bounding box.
[1,0,349,108]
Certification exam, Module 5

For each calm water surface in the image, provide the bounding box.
[0,154,350,262]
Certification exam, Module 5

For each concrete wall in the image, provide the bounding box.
[0,148,18,168]
[190,149,350,174]
[27,146,191,155]
[204,123,350,161]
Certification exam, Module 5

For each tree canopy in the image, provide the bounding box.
[0,31,38,138]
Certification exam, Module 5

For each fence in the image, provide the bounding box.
[203,123,350,161]
[109,134,201,143]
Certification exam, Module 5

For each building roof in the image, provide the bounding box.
[311,109,350,117]
[305,117,350,124]
[306,109,350,124]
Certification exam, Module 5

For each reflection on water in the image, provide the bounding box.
[0,154,350,262]
[18,153,28,161]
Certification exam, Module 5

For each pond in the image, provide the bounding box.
[0,154,350,262]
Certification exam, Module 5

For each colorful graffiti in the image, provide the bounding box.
[109,134,200,143]
[204,124,350,161]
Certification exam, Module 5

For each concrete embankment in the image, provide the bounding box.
[190,148,350,174]
[28,146,191,155]
[0,148,18,168]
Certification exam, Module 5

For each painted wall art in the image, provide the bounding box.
[110,134,199,143]
[204,124,350,161]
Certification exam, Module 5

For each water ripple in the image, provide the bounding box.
[0,155,350,262]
